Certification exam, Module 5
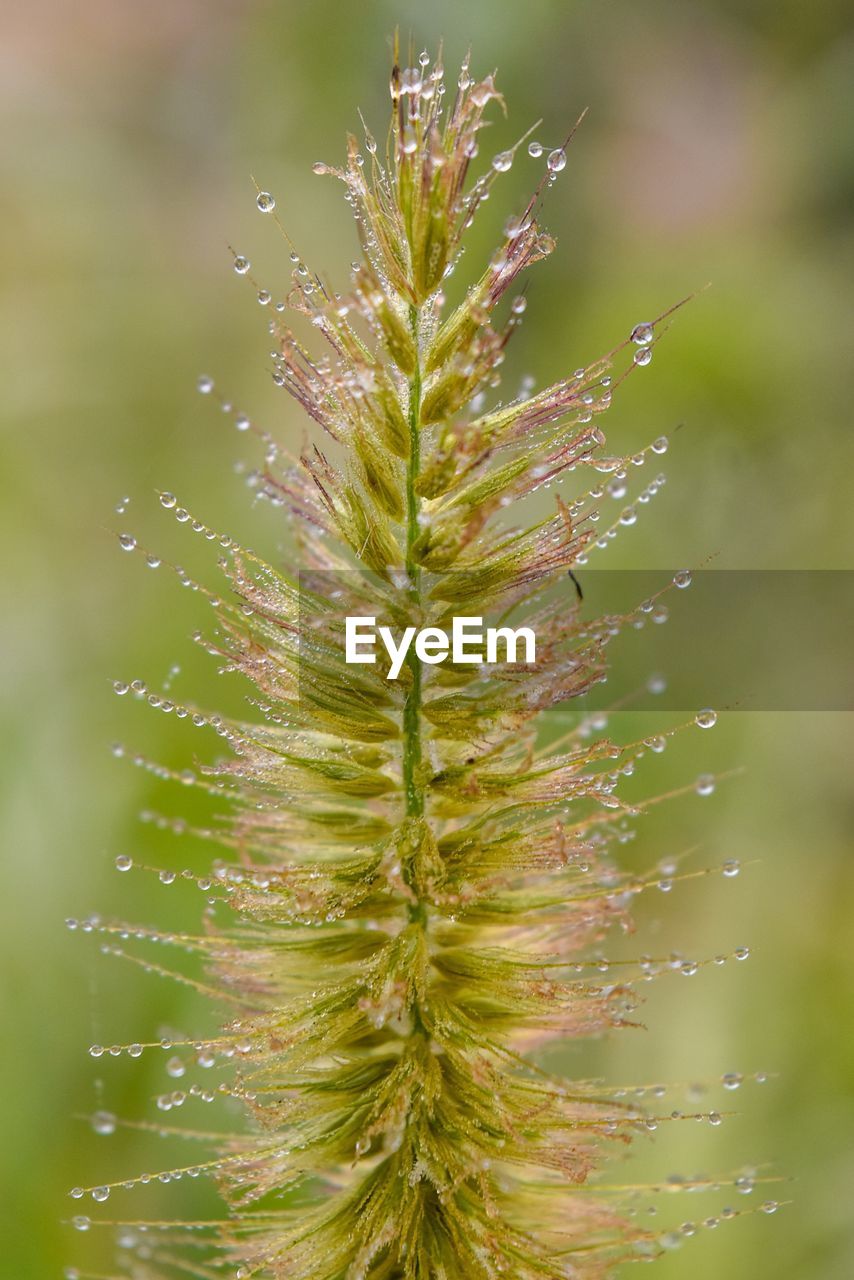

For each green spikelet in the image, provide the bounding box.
[72,38,774,1280]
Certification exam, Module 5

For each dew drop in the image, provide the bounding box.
[92,1186,110,1203]
[734,945,751,961]
[527,141,543,157]
[115,855,133,872]
[118,533,136,552]
[197,375,213,394]
[547,147,567,172]
[89,1045,104,1059]
[492,150,513,173]
[722,859,741,878]
[695,774,715,796]
[72,1216,91,1232]
[722,1072,743,1091]
[695,708,718,729]
[633,347,653,367]
[166,1056,186,1079]
[652,435,669,454]
[92,1110,116,1136]
[673,569,692,589]
[69,1187,84,1200]
[256,191,276,213]
[762,1200,779,1214]
[708,1111,722,1126]
[233,256,250,275]
[631,322,654,345]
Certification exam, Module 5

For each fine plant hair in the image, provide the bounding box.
[70,39,775,1280]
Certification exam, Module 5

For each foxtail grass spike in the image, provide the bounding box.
[71,40,767,1280]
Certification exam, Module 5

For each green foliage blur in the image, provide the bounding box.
[2,1,852,1276]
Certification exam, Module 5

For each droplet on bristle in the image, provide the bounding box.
[547,147,567,172]
[115,855,133,872]
[528,141,543,157]
[118,533,136,552]
[92,1110,116,1135]
[233,255,250,275]
[256,191,276,213]
[695,708,718,729]
[631,322,654,345]
[634,347,653,367]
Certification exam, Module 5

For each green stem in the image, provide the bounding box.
[403,303,426,930]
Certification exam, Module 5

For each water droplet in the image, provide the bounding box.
[652,435,669,454]
[166,1056,185,1079]
[113,681,129,696]
[695,708,718,729]
[92,1110,116,1136]
[722,1072,743,1091]
[708,1111,722,1126]
[695,774,715,796]
[722,859,741,878]
[72,1216,91,1232]
[762,1200,779,1214]
[492,150,513,173]
[118,533,136,552]
[69,1187,84,1200]
[547,147,567,173]
[159,869,176,885]
[631,322,654,345]
[233,256,250,275]
[527,141,543,157]
[256,191,276,213]
[92,1186,110,1203]
[633,347,653,367]
[510,295,527,315]
[89,1045,104,1059]
[128,1043,143,1058]
[673,569,692,589]
[734,945,751,961]
[115,855,133,872]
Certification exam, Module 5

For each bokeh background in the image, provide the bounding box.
[3,1,853,1276]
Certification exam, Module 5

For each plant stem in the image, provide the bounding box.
[403,302,426,931]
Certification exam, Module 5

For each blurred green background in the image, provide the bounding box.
[3,0,853,1276]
